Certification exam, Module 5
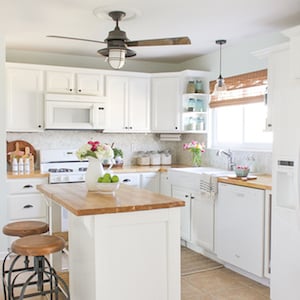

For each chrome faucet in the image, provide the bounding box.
[216,149,235,170]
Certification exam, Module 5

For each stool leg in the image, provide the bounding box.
[1,251,12,300]
[15,256,70,300]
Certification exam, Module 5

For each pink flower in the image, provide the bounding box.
[88,141,100,151]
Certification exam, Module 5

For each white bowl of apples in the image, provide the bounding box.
[95,174,120,193]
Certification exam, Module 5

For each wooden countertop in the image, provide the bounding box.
[218,174,272,190]
[7,164,188,179]
[7,171,49,179]
[37,182,185,216]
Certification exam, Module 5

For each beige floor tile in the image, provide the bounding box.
[184,269,246,293]
[211,286,270,300]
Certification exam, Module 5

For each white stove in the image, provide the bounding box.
[40,149,88,184]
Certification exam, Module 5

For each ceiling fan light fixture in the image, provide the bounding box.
[108,48,126,69]
[213,39,227,95]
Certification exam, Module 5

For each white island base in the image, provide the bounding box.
[68,208,181,300]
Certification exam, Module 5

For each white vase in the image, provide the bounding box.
[85,157,105,191]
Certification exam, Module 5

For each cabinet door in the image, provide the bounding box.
[172,186,191,242]
[191,191,214,251]
[46,70,74,93]
[105,76,127,131]
[6,67,44,131]
[76,73,104,96]
[215,183,265,277]
[127,77,150,132]
[160,172,171,196]
[140,172,159,193]
[151,77,181,132]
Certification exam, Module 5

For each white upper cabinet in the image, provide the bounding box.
[151,70,210,133]
[105,75,150,132]
[46,70,104,96]
[6,65,44,132]
[151,76,181,132]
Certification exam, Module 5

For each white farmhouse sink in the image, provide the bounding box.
[168,167,234,189]
[170,167,234,176]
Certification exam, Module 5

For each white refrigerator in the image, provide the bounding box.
[270,26,300,300]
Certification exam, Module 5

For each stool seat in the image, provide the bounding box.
[3,221,49,237]
[12,235,65,257]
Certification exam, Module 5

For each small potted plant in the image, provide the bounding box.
[113,147,124,167]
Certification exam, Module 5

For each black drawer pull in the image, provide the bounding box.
[23,185,34,189]
[123,179,131,183]
[23,204,33,209]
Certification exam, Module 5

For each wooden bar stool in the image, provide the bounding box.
[2,221,49,300]
[3,221,49,238]
[8,235,69,299]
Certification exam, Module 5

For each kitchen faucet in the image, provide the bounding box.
[216,149,235,170]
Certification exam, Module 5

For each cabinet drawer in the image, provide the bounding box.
[8,194,47,220]
[118,173,140,187]
[7,178,48,194]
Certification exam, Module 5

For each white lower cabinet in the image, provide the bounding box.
[7,177,48,222]
[171,186,192,242]
[215,183,265,277]
[159,172,172,196]
[191,191,215,251]
[140,172,160,193]
[6,177,48,249]
[117,173,140,188]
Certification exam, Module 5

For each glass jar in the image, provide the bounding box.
[195,80,203,93]
[187,98,195,111]
[196,117,205,131]
[186,81,195,93]
[196,99,204,112]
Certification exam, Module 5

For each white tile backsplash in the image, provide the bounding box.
[7,131,272,174]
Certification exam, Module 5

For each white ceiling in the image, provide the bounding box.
[1,0,300,63]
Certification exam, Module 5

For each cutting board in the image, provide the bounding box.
[7,140,36,164]
[227,175,257,180]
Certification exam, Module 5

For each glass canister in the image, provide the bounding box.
[186,81,195,93]
[196,117,205,131]
[195,80,203,93]
[186,117,196,131]
[150,151,161,165]
[160,150,172,165]
[196,99,204,112]
[136,151,150,166]
[187,98,195,111]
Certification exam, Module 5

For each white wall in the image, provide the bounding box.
[0,36,8,255]
[179,31,289,80]
[6,49,182,73]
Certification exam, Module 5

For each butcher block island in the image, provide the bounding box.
[37,182,185,300]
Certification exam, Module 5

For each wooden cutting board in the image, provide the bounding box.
[7,140,36,163]
[227,175,257,180]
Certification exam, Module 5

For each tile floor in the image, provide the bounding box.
[1,261,270,300]
[182,267,270,300]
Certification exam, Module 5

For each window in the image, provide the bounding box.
[209,70,272,150]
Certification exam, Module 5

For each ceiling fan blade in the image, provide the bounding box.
[126,36,191,47]
[47,35,105,44]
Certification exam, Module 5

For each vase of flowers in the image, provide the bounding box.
[76,141,114,191]
[183,140,205,167]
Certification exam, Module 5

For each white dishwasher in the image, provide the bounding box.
[215,182,265,277]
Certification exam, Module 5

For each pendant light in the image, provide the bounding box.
[213,39,227,95]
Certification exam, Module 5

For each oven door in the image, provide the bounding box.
[45,99,106,130]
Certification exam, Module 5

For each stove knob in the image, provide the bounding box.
[55,176,62,183]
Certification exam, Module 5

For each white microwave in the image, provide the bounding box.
[44,93,106,130]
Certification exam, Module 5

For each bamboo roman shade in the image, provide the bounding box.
[209,69,267,108]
